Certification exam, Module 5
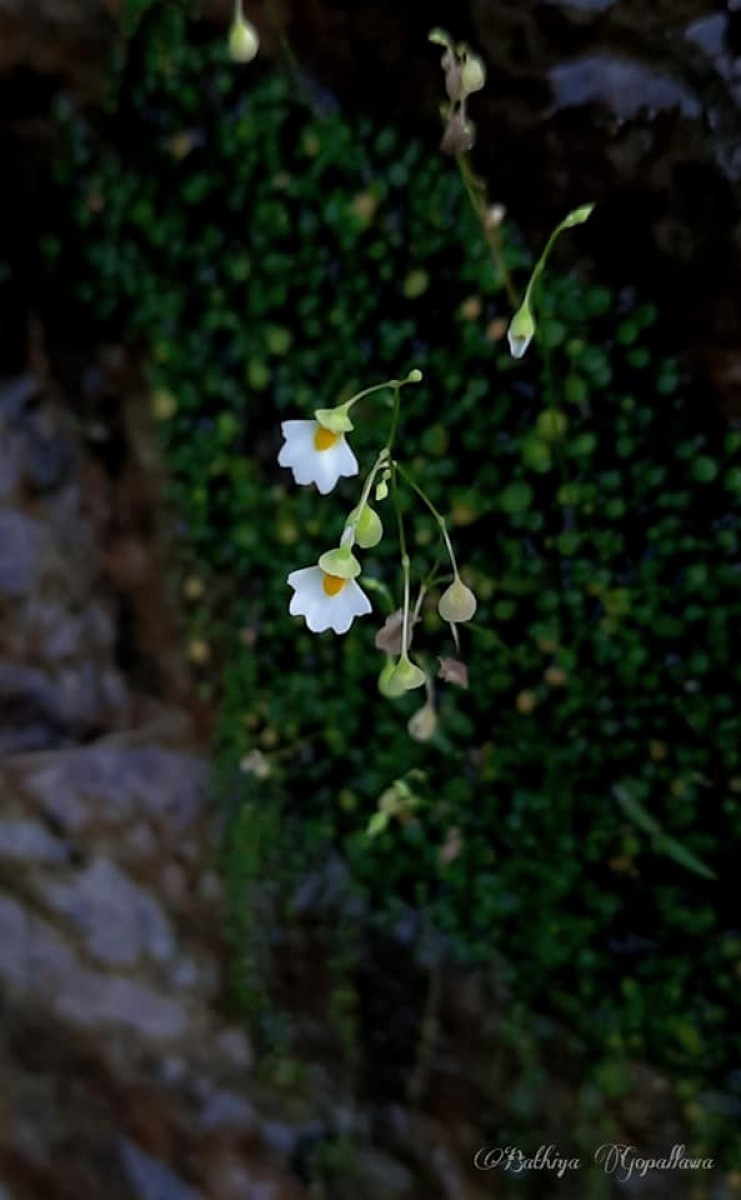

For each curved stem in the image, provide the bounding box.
[393,459,460,578]
[456,153,519,309]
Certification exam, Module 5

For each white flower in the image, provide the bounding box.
[278,420,358,494]
[287,566,371,635]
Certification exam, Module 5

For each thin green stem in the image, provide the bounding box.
[390,465,412,658]
[455,153,519,309]
[385,383,402,454]
[344,448,389,541]
[263,0,317,116]
[393,459,459,577]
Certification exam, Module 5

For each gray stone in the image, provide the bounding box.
[215,1027,254,1070]
[199,1091,257,1132]
[549,54,702,121]
[40,857,177,967]
[0,433,22,499]
[23,744,207,832]
[0,375,35,421]
[0,510,47,596]
[0,819,67,863]
[0,894,187,1040]
[118,1137,204,1200]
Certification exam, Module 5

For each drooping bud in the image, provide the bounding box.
[408,702,438,742]
[438,657,469,689]
[375,610,406,655]
[441,110,476,155]
[348,504,383,549]
[438,576,477,623]
[228,2,259,63]
[384,656,427,697]
[317,545,361,580]
[441,48,462,103]
[507,301,536,360]
[378,657,398,698]
[460,53,486,96]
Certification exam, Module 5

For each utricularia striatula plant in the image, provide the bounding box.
[278,372,475,727]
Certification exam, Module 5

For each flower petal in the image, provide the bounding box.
[278,420,359,494]
[287,567,371,635]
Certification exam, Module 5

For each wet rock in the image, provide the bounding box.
[0,818,68,864]
[118,1136,204,1200]
[0,893,189,1039]
[14,742,207,839]
[198,1091,257,1132]
[0,509,46,596]
[548,54,703,119]
[39,857,177,967]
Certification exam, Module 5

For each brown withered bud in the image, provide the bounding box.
[439,826,463,866]
[438,657,469,689]
[441,108,476,155]
[375,609,417,656]
[441,47,462,103]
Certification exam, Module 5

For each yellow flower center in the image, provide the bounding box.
[322,573,347,597]
[313,426,340,452]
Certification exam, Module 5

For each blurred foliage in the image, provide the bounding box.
[48,0,741,1158]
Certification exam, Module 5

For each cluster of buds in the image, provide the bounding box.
[277,372,476,735]
[430,28,487,155]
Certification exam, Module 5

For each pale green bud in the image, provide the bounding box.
[507,302,536,360]
[318,545,361,580]
[438,577,477,623]
[406,368,423,383]
[460,53,486,96]
[378,657,398,698]
[408,703,438,742]
[375,479,389,502]
[314,404,354,434]
[428,28,454,49]
[384,656,427,697]
[561,203,595,229]
[228,5,259,63]
[348,504,383,549]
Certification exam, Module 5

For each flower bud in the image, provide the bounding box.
[375,609,406,655]
[561,203,595,229]
[441,110,476,155]
[507,302,536,360]
[438,577,477,623]
[228,4,259,63]
[408,703,438,742]
[441,48,462,103]
[378,657,398,698]
[314,404,354,434]
[348,504,383,549]
[438,657,469,689]
[384,656,427,697]
[318,546,361,580]
[460,53,486,96]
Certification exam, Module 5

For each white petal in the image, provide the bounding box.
[287,567,371,635]
[326,579,372,634]
[278,421,315,470]
[312,437,359,495]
